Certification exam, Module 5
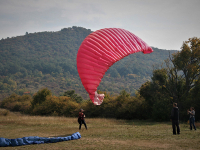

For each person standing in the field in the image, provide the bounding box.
[170,103,180,135]
[187,107,196,130]
[78,109,87,130]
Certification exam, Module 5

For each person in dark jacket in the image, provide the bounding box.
[78,109,87,130]
[170,103,180,135]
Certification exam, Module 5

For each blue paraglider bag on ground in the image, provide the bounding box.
[0,132,81,147]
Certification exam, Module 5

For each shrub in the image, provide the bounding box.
[0,109,10,116]
[31,87,52,108]
[0,94,32,113]
[32,96,80,116]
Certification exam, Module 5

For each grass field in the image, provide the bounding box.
[0,109,200,150]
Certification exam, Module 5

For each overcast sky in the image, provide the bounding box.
[0,0,200,50]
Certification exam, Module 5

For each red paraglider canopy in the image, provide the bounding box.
[77,28,153,105]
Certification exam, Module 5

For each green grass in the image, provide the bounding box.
[0,109,200,150]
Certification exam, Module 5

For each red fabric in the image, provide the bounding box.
[77,28,153,105]
[79,112,84,120]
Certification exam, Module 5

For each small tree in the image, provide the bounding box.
[151,37,200,105]
[31,88,52,108]
[171,37,200,100]
[63,90,83,103]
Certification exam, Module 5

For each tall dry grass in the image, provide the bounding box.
[0,109,200,150]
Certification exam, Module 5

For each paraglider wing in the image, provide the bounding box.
[77,28,153,105]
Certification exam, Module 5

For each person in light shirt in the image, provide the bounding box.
[187,107,196,130]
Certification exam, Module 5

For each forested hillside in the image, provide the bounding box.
[0,26,177,100]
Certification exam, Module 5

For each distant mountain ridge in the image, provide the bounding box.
[0,26,177,100]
